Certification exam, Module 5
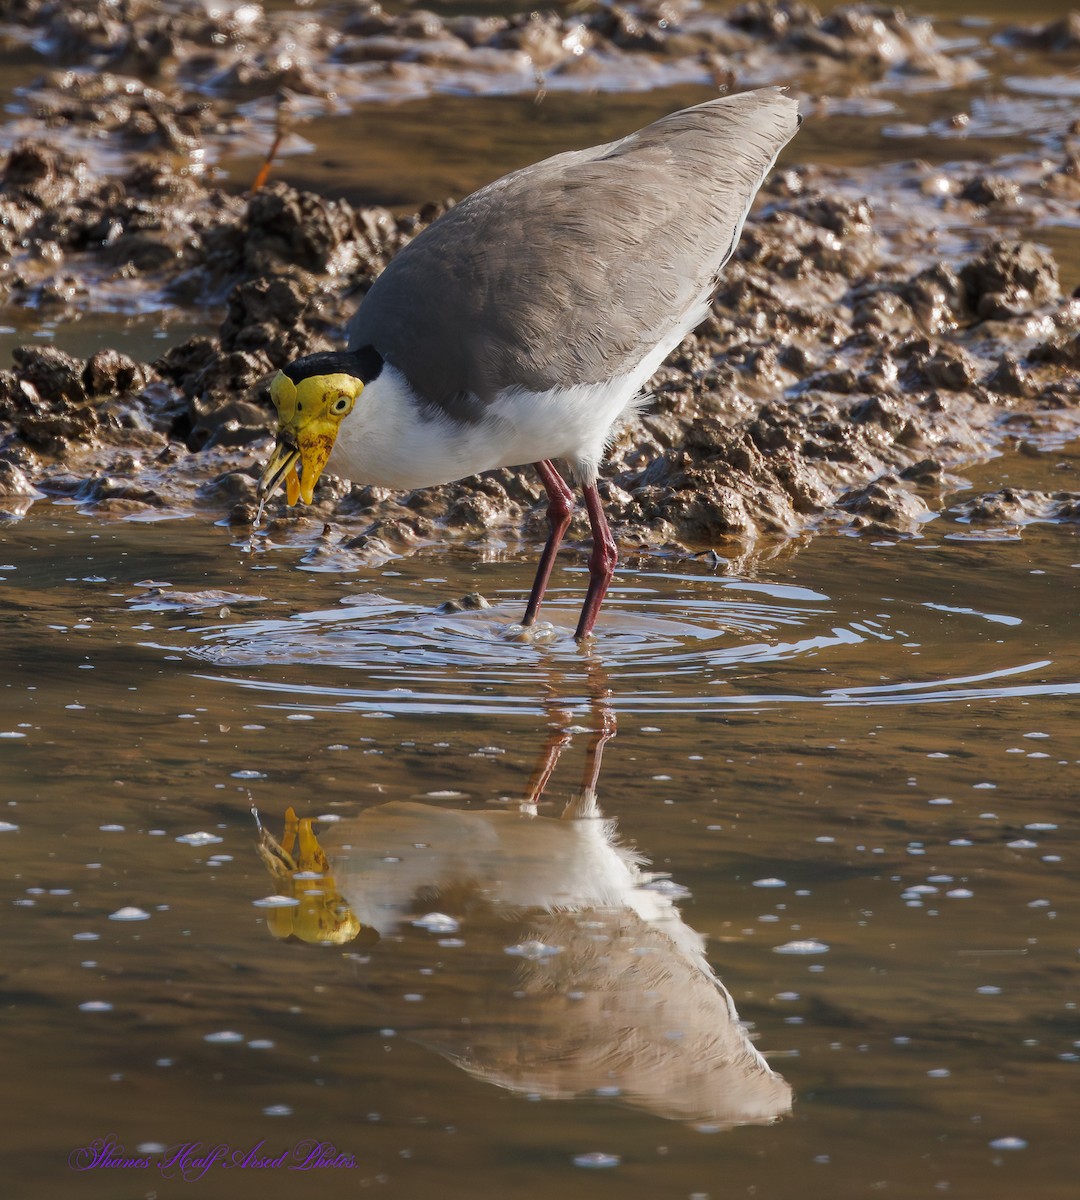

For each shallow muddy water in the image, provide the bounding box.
[3,443,1079,1198]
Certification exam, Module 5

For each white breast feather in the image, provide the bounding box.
[330,300,707,491]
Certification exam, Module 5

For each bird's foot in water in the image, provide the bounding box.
[503,620,560,645]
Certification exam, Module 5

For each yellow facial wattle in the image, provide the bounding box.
[258,371,363,505]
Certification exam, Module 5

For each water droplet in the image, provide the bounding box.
[989,1136,1027,1151]
[204,1031,245,1044]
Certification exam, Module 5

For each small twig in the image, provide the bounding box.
[250,91,295,193]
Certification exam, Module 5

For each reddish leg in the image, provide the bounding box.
[522,459,575,626]
[575,482,618,640]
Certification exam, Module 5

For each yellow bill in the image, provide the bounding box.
[258,370,363,506]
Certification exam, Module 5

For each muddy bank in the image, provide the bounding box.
[1,125,1078,556]
[0,0,1078,558]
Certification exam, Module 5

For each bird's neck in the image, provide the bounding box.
[328,364,491,491]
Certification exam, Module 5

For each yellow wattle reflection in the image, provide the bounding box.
[256,806,365,945]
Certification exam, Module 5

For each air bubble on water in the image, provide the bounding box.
[774,939,829,955]
[109,906,150,921]
[641,879,691,898]
[176,831,223,846]
[989,1136,1027,1150]
[505,940,563,960]
[412,913,460,934]
[204,1030,245,1044]
[252,896,300,909]
[573,1152,620,1169]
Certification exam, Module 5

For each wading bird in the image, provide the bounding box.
[259,88,800,638]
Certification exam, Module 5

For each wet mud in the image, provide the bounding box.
[0,0,1078,557]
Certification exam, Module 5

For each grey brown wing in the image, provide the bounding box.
[349,88,799,413]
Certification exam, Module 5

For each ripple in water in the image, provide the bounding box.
[142,567,1079,718]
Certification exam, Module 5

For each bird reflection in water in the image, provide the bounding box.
[254,693,791,1128]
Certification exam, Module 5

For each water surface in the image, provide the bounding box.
[3,450,1078,1197]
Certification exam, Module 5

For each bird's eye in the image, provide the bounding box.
[331,395,351,414]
